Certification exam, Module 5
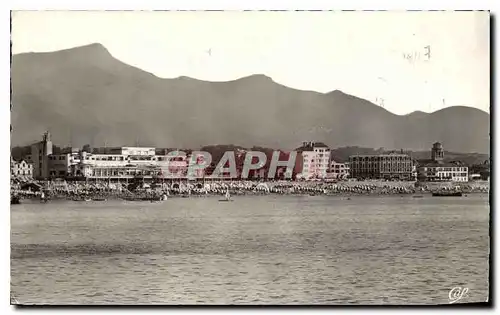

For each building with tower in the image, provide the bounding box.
[28,132,53,179]
[295,142,331,180]
[431,142,444,161]
[417,142,468,182]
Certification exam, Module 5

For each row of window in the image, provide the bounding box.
[330,169,349,174]
[332,164,347,169]
[84,156,126,161]
[429,173,468,178]
[12,170,32,175]
[426,167,467,172]
[351,171,412,175]
[351,162,412,165]
[92,169,158,176]
[350,156,411,162]
[305,165,329,169]
[125,152,152,156]
[352,166,412,170]
[309,159,329,163]
[80,156,186,162]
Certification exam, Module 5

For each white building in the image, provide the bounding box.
[328,159,349,179]
[121,147,156,156]
[48,150,81,178]
[296,142,331,180]
[91,147,155,156]
[417,142,468,182]
[46,148,198,180]
[11,158,33,177]
[418,163,468,182]
[76,151,158,179]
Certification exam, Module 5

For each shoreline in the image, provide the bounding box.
[13,189,489,202]
[11,179,490,202]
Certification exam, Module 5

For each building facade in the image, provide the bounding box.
[327,160,350,179]
[42,148,206,180]
[417,142,468,182]
[38,144,301,181]
[48,149,81,178]
[11,158,33,177]
[417,163,468,182]
[348,152,413,180]
[29,132,53,179]
[295,142,331,180]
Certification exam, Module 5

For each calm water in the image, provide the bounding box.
[11,195,490,305]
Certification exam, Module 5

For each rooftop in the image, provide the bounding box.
[295,146,314,152]
[11,158,30,164]
[311,142,329,148]
[350,153,410,157]
[295,141,330,152]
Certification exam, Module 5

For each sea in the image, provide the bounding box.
[11,194,490,305]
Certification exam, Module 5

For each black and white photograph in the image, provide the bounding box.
[9,10,490,305]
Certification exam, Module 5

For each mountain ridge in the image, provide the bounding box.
[12,43,490,117]
[12,43,490,116]
[11,43,490,153]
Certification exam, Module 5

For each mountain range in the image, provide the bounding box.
[11,43,490,153]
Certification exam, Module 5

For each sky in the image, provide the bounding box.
[11,10,490,115]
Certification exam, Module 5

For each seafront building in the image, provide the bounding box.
[295,142,331,180]
[328,159,350,179]
[417,142,469,182]
[21,133,195,180]
[21,133,458,182]
[348,151,414,180]
[61,149,194,180]
[10,157,33,178]
[15,135,349,181]
[28,131,53,178]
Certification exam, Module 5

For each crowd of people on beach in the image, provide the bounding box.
[10,176,490,202]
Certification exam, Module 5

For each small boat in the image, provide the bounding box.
[140,194,168,202]
[412,195,424,198]
[92,198,107,202]
[11,195,21,205]
[432,191,463,197]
